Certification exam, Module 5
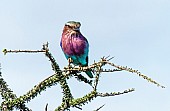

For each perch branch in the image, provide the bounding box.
[64,57,165,88]
[1,43,165,111]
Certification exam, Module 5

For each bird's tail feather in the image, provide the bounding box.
[85,70,93,78]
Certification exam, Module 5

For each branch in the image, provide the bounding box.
[63,56,165,88]
[1,73,61,110]
[2,49,46,55]
[0,70,17,101]
[1,43,165,111]
[97,88,135,97]
[43,43,73,108]
[55,88,135,111]
[0,64,31,111]
[104,61,165,88]
[73,73,93,86]
[55,91,97,111]
[3,43,74,107]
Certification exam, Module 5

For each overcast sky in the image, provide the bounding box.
[0,0,169,111]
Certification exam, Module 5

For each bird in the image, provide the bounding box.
[60,21,93,78]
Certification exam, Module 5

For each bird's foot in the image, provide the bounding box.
[68,58,73,67]
[78,65,84,71]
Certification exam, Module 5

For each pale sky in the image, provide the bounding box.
[0,0,169,111]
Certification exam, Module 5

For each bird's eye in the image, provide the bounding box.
[65,25,72,28]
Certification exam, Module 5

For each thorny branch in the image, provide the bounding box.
[0,64,31,111]
[63,56,165,89]
[2,49,46,55]
[1,43,165,111]
[43,43,73,110]
[97,88,135,97]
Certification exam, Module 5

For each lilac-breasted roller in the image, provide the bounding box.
[60,21,93,78]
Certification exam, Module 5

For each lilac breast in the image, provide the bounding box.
[61,32,88,56]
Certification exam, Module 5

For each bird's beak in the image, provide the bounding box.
[73,27,80,31]
[73,22,81,31]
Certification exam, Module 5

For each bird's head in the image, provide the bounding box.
[64,21,81,31]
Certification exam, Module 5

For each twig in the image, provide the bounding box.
[100,68,122,72]
[45,103,48,111]
[2,49,46,55]
[73,73,93,86]
[97,88,135,97]
[105,61,165,88]
[93,104,105,111]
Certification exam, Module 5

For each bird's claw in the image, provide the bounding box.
[78,66,83,71]
[68,58,73,66]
